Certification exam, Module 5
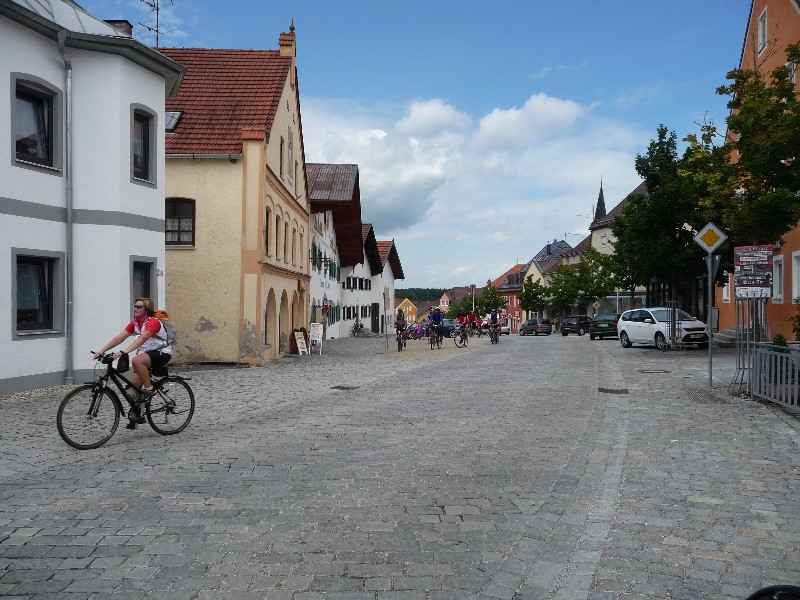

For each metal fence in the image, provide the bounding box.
[750,342,800,409]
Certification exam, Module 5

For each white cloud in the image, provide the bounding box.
[302,92,644,287]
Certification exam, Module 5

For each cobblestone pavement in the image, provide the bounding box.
[0,333,798,599]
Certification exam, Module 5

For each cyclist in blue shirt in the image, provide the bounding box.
[429,306,444,338]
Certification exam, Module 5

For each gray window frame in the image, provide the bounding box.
[12,248,65,340]
[131,103,157,188]
[130,255,159,307]
[10,73,63,174]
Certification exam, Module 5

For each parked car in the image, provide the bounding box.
[441,318,457,338]
[560,315,592,336]
[520,318,552,336]
[500,321,510,335]
[589,313,620,340]
[617,307,708,350]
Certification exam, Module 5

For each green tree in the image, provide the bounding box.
[446,294,477,319]
[611,125,708,303]
[476,280,506,316]
[547,265,580,315]
[575,248,617,303]
[683,41,800,246]
[517,277,549,315]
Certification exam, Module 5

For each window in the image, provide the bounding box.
[279,137,285,178]
[133,111,151,180]
[16,88,53,166]
[288,130,294,187]
[132,261,153,300]
[165,110,182,132]
[722,272,731,304]
[788,61,798,85]
[773,254,784,303]
[600,234,607,248]
[16,256,55,331]
[284,222,289,262]
[275,215,281,257]
[793,252,800,303]
[165,198,195,246]
[291,228,296,265]
[758,8,768,54]
[264,208,271,255]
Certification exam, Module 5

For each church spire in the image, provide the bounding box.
[594,177,606,220]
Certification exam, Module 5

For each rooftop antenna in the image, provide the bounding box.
[139,0,173,48]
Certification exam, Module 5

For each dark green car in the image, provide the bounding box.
[589,313,620,340]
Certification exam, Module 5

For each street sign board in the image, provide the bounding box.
[694,222,727,253]
[734,245,777,298]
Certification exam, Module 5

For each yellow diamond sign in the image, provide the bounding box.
[694,222,727,253]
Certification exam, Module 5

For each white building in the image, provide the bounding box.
[0,0,183,394]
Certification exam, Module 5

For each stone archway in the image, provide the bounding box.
[265,288,277,360]
[279,290,290,355]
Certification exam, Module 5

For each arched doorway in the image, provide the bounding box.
[279,290,290,355]
[265,289,277,360]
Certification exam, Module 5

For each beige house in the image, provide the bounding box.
[161,27,310,364]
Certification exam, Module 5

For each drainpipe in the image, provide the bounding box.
[57,30,74,384]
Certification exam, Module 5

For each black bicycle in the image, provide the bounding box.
[57,352,195,450]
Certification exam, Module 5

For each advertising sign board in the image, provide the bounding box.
[734,245,777,298]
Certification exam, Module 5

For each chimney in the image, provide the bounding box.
[105,20,133,36]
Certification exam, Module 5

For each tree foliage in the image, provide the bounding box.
[575,248,617,303]
[547,265,580,314]
[683,41,800,246]
[476,280,506,316]
[517,277,549,314]
[611,125,709,298]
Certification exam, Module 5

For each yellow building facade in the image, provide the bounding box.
[162,28,309,364]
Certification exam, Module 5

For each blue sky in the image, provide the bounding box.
[90,1,752,288]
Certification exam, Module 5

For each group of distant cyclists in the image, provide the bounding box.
[393,305,503,343]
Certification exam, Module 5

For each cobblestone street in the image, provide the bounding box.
[0,334,798,599]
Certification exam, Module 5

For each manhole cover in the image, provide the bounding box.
[331,385,360,390]
[638,369,671,374]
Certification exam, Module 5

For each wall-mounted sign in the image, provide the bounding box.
[734,245,777,298]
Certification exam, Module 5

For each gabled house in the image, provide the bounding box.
[586,180,649,314]
[715,0,800,337]
[1,0,183,394]
[341,224,383,334]
[160,27,310,363]
[307,163,363,339]
[495,264,531,332]
[377,239,404,328]
[395,297,417,323]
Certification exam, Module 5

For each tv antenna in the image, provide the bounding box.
[139,0,174,48]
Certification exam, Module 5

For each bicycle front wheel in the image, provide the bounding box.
[57,384,120,450]
[146,376,195,435]
[454,332,465,348]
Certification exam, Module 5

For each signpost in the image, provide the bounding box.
[694,222,727,387]
[310,322,323,356]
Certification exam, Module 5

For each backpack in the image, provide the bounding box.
[153,309,178,347]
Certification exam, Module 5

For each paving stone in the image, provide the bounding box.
[0,339,796,599]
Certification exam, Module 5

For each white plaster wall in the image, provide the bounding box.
[1,16,168,392]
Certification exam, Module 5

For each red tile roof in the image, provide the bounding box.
[491,264,525,289]
[159,47,292,155]
[377,240,404,280]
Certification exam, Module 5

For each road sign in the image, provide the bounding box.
[694,222,727,253]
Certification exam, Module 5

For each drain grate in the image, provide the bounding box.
[639,369,671,374]
[598,388,629,395]
[331,385,360,391]
[685,386,730,405]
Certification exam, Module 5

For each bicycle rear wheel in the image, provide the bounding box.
[146,376,195,435]
[57,384,120,450]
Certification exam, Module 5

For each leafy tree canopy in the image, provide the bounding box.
[517,277,549,314]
